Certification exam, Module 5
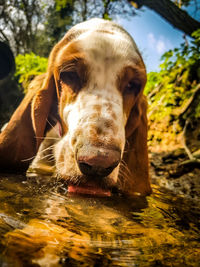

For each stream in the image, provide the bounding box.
[0,174,199,266]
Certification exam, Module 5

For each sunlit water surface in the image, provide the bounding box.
[0,174,199,266]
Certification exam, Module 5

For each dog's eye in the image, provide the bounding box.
[60,71,81,93]
[124,80,141,96]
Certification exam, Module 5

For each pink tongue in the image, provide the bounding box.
[68,185,111,197]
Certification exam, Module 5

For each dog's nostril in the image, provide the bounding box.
[78,161,119,177]
[106,166,114,172]
[78,162,93,176]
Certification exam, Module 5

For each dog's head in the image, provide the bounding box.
[43,19,146,193]
[2,19,150,195]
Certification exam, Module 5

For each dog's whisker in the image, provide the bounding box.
[38,144,56,155]
[39,154,55,162]
[21,155,36,162]
[120,160,132,177]
[35,136,60,141]
[46,119,61,137]
[118,170,130,184]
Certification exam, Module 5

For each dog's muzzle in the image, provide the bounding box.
[76,144,121,177]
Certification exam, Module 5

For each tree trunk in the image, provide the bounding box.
[130,0,200,37]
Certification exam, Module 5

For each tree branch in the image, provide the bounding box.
[129,0,200,36]
[179,84,200,118]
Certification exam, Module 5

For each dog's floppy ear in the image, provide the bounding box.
[0,73,56,171]
[31,74,56,149]
[122,96,152,196]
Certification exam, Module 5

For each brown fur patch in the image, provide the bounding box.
[96,127,103,135]
[104,119,112,128]
[74,128,82,139]
[53,42,89,123]
[90,113,101,121]
[116,66,146,123]
[111,112,117,120]
[105,102,112,110]
[93,104,102,113]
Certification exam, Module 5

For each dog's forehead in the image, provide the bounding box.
[78,31,137,63]
[64,19,142,65]
[67,18,133,43]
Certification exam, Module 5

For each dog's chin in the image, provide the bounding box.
[63,175,116,197]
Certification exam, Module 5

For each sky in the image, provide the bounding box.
[116,6,193,73]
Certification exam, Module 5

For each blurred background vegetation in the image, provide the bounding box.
[0,0,200,158]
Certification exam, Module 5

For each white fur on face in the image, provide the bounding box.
[54,84,125,183]
[53,19,142,185]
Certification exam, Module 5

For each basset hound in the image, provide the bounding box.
[0,19,152,196]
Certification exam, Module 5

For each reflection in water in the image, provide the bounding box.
[0,174,200,266]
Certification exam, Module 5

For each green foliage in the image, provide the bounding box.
[160,30,200,78]
[15,53,48,93]
[55,0,74,11]
[146,29,200,149]
[144,72,162,96]
[173,0,191,7]
[40,0,74,56]
[103,13,112,20]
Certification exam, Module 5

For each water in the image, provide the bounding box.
[0,174,199,266]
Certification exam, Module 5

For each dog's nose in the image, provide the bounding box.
[77,145,121,177]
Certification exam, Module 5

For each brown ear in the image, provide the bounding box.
[31,75,56,149]
[0,74,56,171]
[121,96,152,196]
